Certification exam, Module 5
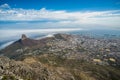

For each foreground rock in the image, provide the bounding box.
[0,56,75,80]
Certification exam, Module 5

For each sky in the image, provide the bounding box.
[0,0,120,43]
[0,0,120,30]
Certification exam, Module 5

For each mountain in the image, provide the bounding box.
[0,34,54,58]
[0,33,120,80]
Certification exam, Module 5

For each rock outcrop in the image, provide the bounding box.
[0,56,75,80]
[21,34,27,40]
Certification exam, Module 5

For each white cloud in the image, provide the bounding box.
[0,28,82,42]
[0,41,14,49]
[0,3,10,9]
[0,4,120,29]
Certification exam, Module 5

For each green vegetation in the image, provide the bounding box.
[2,75,17,80]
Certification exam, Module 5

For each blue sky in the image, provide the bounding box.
[0,0,120,10]
[0,0,120,29]
[0,0,120,32]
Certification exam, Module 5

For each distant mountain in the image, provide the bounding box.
[0,34,54,58]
